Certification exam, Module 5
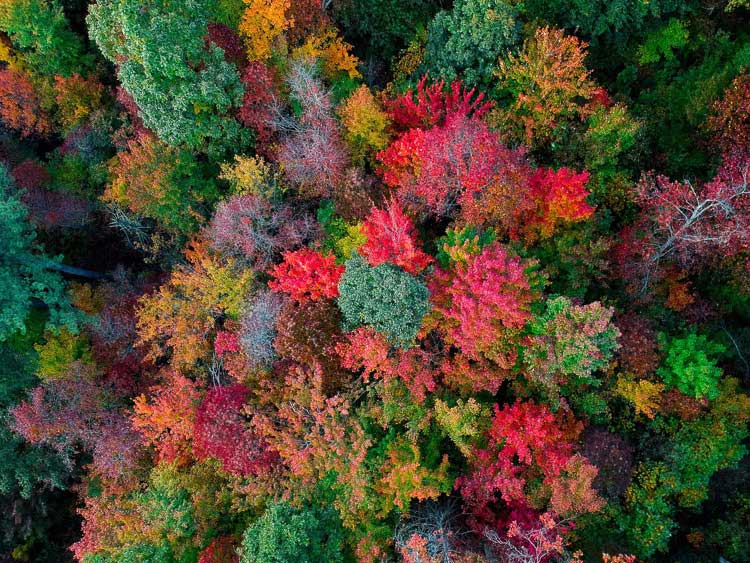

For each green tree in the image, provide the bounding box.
[657,333,725,400]
[103,134,220,236]
[0,0,91,76]
[337,253,430,348]
[617,462,679,558]
[0,165,78,341]
[239,502,345,563]
[87,0,247,154]
[636,18,689,65]
[424,0,519,87]
[523,0,692,54]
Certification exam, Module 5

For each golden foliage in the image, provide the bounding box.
[239,0,292,62]
[291,28,361,79]
[338,85,390,165]
[136,241,253,369]
[616,375,665,419]
[219,154,281,197]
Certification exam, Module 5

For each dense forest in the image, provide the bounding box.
[2,0,750,561]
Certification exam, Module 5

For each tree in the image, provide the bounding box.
[238,62,279,148]
[218,155,280,197]
[429,243,541,366]
[331,0,438,63]
[521,168,595,241]
[383,76,492,133]
[359,201,432,275]
[11,369,141,481]
[434,398,491,457]
[424,0,520,87]
[394,499,479,563]
[706,73,750,156]
[523,0,687,58]
[199,536,240,563]
[0,165,78,341]
[0,0,90,76]
[435,226,497,268]
[0,68,51,138]
[136,241,253,369]
[375,96,592,237]
[238,0,292,62]
[617,462,678,558]
[103,134,220,236]
[291,28,361,81]
[378,113,524,220]
[54,73,106,133]
[208,194,320,269]
[131,371,202,464]
[252,363,374,529]
[239,290,285,369]
[276,61,349,198]
[656,333,725,400]
[338,85,390,166]
[0,325,77,561]
[615,153,750,290]
[615,376,665,419]
[523,296,620,397]
[88,0,246,153]
[34,328,94,381]
[457,401,601,528]
[273,300,346,393]
[239,502,345,563]
[336,326,439,401]
[493,26,596,148]
[376,437,451,514]
[484,512,577,563]
[193,384,277,476]
[268,248,344,302]
[337,253,430,348]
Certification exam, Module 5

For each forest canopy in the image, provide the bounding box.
[1,0,750,562]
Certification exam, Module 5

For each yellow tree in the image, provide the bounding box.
[239,0,292,61]
[136,241,253,370]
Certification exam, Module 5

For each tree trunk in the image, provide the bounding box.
[44,260,108,280]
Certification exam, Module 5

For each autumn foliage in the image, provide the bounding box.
[4,2,750,563]
[359,201,432,274]
[268,248,344,301]
[0,68,51,137]
[193,384,278,476]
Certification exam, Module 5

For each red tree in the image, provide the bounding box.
[615,153,750,290]
[360,201,432,274]
[198,536,240,563]
[457,401,600,529]
[237,61,278,149]
[429,243,541,367]
[378,114,517,219]
[520,167,594,241]
[193,384,278,476]
[336,327,439,402]
[268,248,344,302]
[11,160,49,190]
[208,23,246,69]
[384,75,492,132]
